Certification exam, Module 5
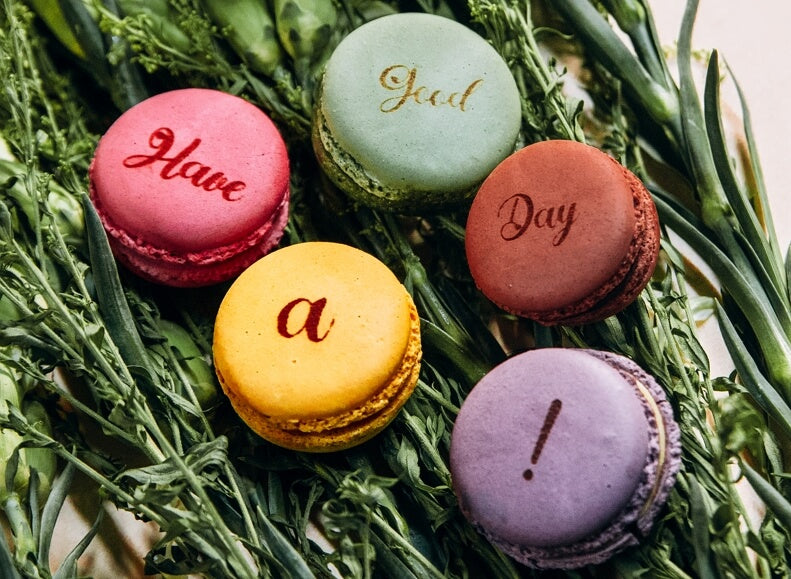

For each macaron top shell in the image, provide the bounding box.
[90,88,289,258]
[450,348,651,549]
[213,242,414,421]
[319,13,521,198]
[465,140,639,316]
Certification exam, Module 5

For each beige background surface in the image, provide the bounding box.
[652,1,791,250]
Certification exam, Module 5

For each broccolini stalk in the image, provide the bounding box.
[201,0,283,76]
[0,356,57,577]
[91,0,313,135]
[548,0,681,140]
[115,0,192,53]
[274,0,337,64]
[153,318,218,411]
[54,0,149,110]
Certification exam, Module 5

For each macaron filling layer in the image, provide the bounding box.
[312,105,481,210]
[240,302,420,434]
[92,184,290,267]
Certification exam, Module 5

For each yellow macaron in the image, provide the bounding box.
[213,241,421,452]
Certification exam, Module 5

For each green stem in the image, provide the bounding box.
[655,196,791,399]
[3,494,37,576]
[645,292,757,572]
[6,243,166,461]
[135,408,258,578]
[740,461,791,532]
[403,411,451,482]
[471,0,584,141]
[420,319,490,387]
[370,511,446,579]
[602,0,667,84]
[415,380,460,414]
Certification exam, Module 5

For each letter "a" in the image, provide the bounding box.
[277,297,334,342]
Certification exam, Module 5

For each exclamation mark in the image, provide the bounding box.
[523,398,563,481]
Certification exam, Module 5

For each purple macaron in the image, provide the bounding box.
[449,348,681,569]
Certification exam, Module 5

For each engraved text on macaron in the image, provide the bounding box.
[498,194,577,246]
[378,65,483,113]
[123,127,246,201]
[277,298,335,343]
[523,398,562,481]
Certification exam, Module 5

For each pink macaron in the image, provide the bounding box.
[89,88,290,287]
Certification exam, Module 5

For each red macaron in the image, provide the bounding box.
[89,88,290,287]
[465,139,660,325]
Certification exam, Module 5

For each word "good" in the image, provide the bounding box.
[123,127,246,201]
[277,297,335,343]
[498,194,577,246]
[378,65,484,113]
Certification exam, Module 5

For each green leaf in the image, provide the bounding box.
[703,50,789,318]
[715,302,791,440]
[38,460,77,569]
[80,192,155,390]
[255,505,316,579]
[0,530,21,579]
[741,461,791,532]
[687,474,717,579]
[52,508,105,579]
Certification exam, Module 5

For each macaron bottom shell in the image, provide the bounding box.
[215,292,422,452]
[103,193,289,288]
[312,105,479,213]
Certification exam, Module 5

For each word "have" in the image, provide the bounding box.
[498,193,577,246]
[123,127,246,201]
[378,65,484,113]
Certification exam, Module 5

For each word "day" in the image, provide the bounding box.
[277,297,335,343]
[498,193,577,246]
[123,127,246,201]
[378,65,484,113]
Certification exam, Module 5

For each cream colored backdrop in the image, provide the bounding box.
[652,1,791,250]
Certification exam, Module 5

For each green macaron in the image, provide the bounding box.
[312,13,522,212]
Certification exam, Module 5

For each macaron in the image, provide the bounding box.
[89,88,290,287]
[312,13,522,212]
[465,139,660,325]
[449,348,681,569]
[212,242,421,452]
